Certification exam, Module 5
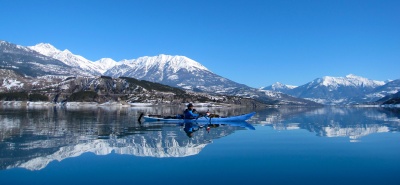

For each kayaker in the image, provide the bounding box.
[183,103,199,119]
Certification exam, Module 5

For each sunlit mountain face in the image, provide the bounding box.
[263,75,400,105]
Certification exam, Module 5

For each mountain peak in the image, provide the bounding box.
[261,82,297,93]
[35,43,56,48]
[28,43,103,75]
[94,58,118,73]
[271,82,297,89]
[346,74,359,78]
[62,49,72,54]
[96,58,116,63]
[131,54,210,73]
[29,43,60,56]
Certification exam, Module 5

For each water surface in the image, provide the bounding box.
[0,105,399,185]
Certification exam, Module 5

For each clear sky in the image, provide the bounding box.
[1,0,399,88]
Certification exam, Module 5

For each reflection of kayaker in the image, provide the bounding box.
[184,122,222,137]
[206,124,220,133]
[183,122,200,138]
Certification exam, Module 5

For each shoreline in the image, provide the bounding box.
[0,101,249,108]
[1,101,399,108]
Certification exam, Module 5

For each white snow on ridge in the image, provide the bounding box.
[123,54,210,73]
[93,58,118,73]
[273,82,296,89]
[320,74,385,88]
[29,43,206,76]
[29,43,105,74]
[265,82,297,90]
[28,43,60,56]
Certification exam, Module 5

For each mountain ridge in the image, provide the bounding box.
[262,74,399,105]
[6,40,399,105]
[0,41,91,77]
[14,41,315,105]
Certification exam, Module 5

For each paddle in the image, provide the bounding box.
[196,112,212,124]
[196,113,205,120]
[137,113,144,124]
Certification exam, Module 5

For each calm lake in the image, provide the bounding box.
[0,105,399,185]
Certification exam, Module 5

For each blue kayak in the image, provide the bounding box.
[142,112,256,122]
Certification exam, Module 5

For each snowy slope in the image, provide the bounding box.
[109,54,210,79]
[29,43,113,75]
[123,54,209,73]
[93,58,118,74]
[287,74,387,105]
[366,79,400,103]
[317,74,384,89]
[104,54,241,91]
[0,69,25,90]
[1,41,90,77]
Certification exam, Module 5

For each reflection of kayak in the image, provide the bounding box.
[221,121,255,130]
[193,121,255,130]
[143,112,256,122]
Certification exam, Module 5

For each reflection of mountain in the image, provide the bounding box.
[256,107,400,141]
[17,132,209,171]
[0,106,248,171]
[321,125,389,141]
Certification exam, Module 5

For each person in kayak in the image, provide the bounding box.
[184,103,200,119]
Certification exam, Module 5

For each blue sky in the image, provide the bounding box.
[1,0,399,88]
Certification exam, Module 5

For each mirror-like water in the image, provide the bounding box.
[0,105,399,185]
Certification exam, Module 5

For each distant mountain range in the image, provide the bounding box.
[27,42,249,93]
[262,75,400,105]
[1,40,399,105]
[0,40,318,106]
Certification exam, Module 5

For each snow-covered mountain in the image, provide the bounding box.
[8,40,399,105]
[365,79,400,102]
[102,55,319,105]
[261,82,297,94]
[0,41,90,77]
[105,54,247,93]
[261,74,399,105]
[29,43,117,75]
[18,41,316,105]
[28,43,215,89]
[316,74,384,89]
[23,42,250,95]
[285,74,387,105]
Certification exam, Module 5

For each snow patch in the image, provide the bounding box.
[2,78,24,89]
